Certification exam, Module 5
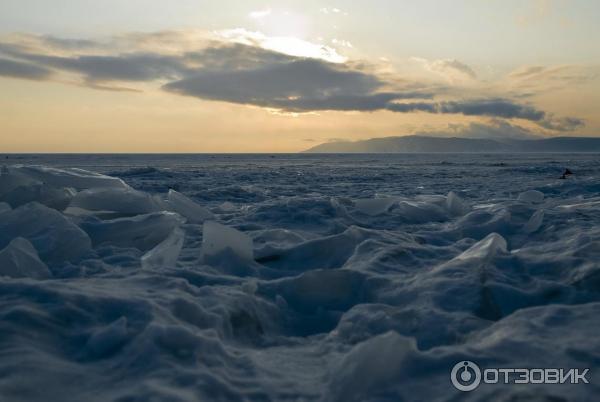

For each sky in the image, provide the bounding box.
[0,0,599,152]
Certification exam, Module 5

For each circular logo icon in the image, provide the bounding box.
[451,361,481,392]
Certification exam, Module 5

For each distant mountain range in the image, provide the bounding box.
[304,135,600,153]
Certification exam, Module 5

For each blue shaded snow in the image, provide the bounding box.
[0,154,599,401]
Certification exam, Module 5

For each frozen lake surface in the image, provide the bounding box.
[0,153,599,401]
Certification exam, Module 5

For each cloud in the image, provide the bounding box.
[538,116,585,132]
[385,102,437,113]
[509,65,597,83]
[0,57,52,80]
[47,54,190,82]
[163,57,424,111]
[248,8,272,19]
[438,99,545,120]
[163,44,434,111]
[0,31,585,132]
[215,28,346,63]
[431,59,476,80]
[3,51,190,83]
[185,43,294,70]
[387,99,584,131]
[39,36,100,51]
[515,0,552,27]
[386,98,545,120]
[166,54,572,126]
[420,119,542,140]
[320,8,343,14]
[510,65,545,79]
[412,57,476,82]
[508,65,598,91]
[331,38,353,48]
[277,92,431,112]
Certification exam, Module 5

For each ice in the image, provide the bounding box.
[518,189,544,203]
[164,189,214,223]
[0,166,78,210]
[452,206,512,239]
[257,225,381,271]
[141,227,185,269]
[558,198,600,211]
[6,165,128,190]
[260,269,365,313]
[0,202,10,213]
[394,200,446,222]
[202,221,253,262]
[0,165,39,197]
[445,191,467,215]
[454,232,507,262]
[0,202,91,263]
[252,229,308,255]
[354,197,397,216]
[0,182,76,210]
[68,187,161,216]
[327,332,421,402]
[1,165,128,212]
[0,156,599,402]
[0,237,51,279]
[81,211,183,250]
[84,317,129,359]
[523,209,544,233]
[219,201,236,212]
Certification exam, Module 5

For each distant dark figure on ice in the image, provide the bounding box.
[560,168,574,179]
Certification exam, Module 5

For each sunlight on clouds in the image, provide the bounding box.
[410,57,477,84]
[1,0,598,153]
[247,9,312,38]
[331,38,352,48]
[248,8,271,19]
[319,7,348,16]
[215,28,347,63]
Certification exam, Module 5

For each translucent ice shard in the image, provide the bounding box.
[446,191,467,215]
[164,189,214,223]
[354,197,397,216]
[141,227,185,269]
[518,190,544,203]
[202,221,253,262]
[0,202,91,263]
[0,182,76,210]
[81,212,183,251]
[0,237,51,279]
[69,187,161,216]
[523,210,544,233]
[455,232,507,262]
[8,165,128,190]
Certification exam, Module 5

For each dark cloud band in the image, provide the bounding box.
[0,34,584,131]
[0,57,52,80]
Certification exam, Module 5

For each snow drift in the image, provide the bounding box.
[0,154,598,402]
